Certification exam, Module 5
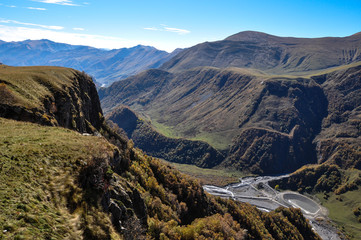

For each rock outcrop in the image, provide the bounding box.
[0,65,103,133]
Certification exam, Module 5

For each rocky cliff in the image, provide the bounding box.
[0,65,103,133]
[313,64,361,169]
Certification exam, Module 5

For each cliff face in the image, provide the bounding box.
[222,77,328,174]
[0,65,103,133]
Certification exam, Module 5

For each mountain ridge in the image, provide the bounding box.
[224,30,361,42]
[0,39,179,85]
[161,31,361,74]
[100,59,361,174]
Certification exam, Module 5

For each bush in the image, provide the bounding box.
[78,157,111,196]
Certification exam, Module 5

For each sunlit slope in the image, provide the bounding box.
[0,65,103,133]
[161,31,361,74]
[0,118,119,239]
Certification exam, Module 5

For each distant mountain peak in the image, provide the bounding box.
[224,31,279,42]
[351,31,361,37]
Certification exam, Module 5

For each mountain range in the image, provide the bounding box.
[98,31,361,236]
[99,31,361,175]
[0,39,180,86]
[1,30,361,238]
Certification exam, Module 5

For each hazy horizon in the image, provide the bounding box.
[1,0,361,52]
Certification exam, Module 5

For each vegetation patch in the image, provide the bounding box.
[316,190,361,239]
[151,118,233,150]
[163,160,252,186]
[106,106,225,168]
[0,118,117,239]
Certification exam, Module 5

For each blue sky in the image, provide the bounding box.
[1,0,361,52]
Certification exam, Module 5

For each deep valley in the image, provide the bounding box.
[1,30,361,239]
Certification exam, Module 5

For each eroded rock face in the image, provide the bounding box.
[222,77,328,174]
[50,71,104,133]
[224,126,315,174]
[102,175,147,238]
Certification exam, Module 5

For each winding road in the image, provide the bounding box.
[203,175,340,240]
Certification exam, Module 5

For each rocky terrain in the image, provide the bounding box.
[0,65,103,133]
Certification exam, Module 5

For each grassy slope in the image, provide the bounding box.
[103,66,264,151]
[316,189,361,239]
[0,118,118,239]
[161,160,252,186]
[102,60,361,153]
[0,65,75,109]
[314,168,361,239]
[271,164,361,239]
[150,62,361,151]
[0,117,321,240]
[162,31,361,74]
[151,118,233,150]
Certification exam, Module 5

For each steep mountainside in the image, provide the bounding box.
[100,67,262,150]
[312,64,361,168]
[0,39,178,85]
[161,31,361,74]
[99,62,361,174]
[106,106,225,167]
[0,66,320,239]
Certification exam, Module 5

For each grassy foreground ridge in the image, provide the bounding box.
[0,118,118,239]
